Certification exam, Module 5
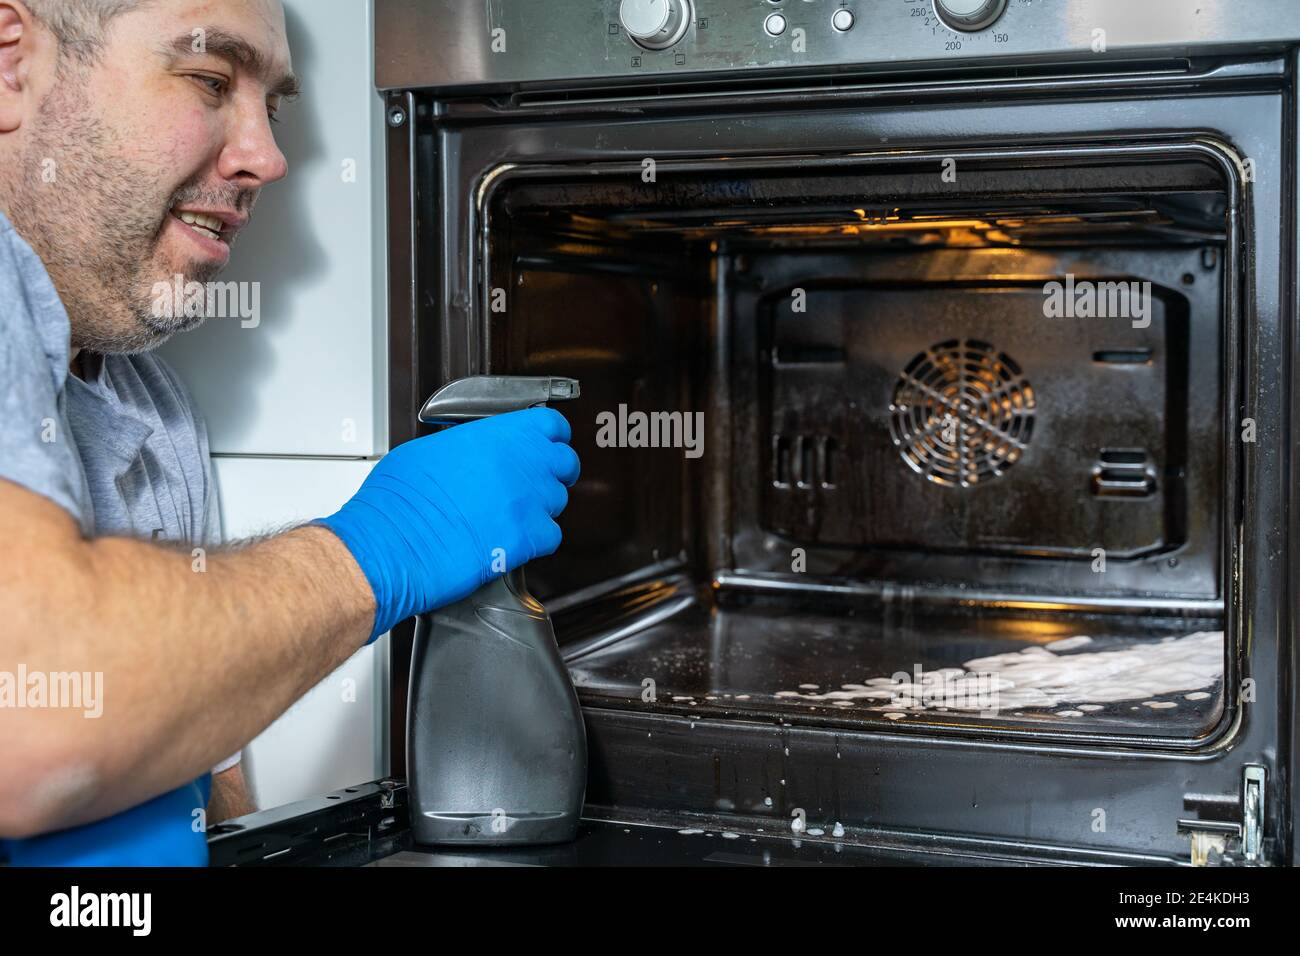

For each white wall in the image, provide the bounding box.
[160,0,388,458]
[159,0,391,809]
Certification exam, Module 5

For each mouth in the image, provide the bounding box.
[167,205,248,260]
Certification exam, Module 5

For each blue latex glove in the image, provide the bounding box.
[318,407,581,641]
[0,776,210,867]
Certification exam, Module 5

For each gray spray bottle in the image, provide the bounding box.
[406,375,587,846]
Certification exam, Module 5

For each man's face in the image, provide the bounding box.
[2,0,294,354]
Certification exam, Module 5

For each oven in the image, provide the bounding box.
[365,0,1299,866]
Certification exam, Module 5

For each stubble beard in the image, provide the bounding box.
[4,66,225,355]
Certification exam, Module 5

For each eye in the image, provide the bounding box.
[192,74,228,96]
[267,109,281,126]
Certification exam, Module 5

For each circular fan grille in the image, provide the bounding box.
[889,339,1036,487]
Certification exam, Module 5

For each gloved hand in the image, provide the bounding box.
[318,408,580,642]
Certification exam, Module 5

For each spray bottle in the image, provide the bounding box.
[406,375,587,845]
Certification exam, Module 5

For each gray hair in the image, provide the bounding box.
[23,0,146,64]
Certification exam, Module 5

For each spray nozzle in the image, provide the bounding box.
[418,375,581,426]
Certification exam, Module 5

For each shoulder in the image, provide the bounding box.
[0,213,64,328]
[0,215,69,389]
[0,211,32,273]
[0,215,91,528]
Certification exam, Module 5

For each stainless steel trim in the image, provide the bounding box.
[376,0,1300,92]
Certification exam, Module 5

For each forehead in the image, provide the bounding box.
[127,0,293,77]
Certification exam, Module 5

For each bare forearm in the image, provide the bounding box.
[83,525,370,789]
[208,764,256,824]
[1,500,373,836]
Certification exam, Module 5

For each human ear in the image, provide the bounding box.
[0,3,40,133]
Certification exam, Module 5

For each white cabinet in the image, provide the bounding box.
[212,456,388,810]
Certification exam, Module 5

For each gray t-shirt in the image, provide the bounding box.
[0,210,239,775]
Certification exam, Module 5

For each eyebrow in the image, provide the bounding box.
[163,28,301,99]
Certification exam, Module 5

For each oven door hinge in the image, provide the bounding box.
[1177,765,1267,866]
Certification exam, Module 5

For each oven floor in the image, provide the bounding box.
[564,594,1225,739]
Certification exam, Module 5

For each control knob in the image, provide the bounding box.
[933,0,1007,32]
[619,0,693,50]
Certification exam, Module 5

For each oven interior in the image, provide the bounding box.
[483,150,1231,742]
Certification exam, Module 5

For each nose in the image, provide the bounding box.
[217,98,289,187]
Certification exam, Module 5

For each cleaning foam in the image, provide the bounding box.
[777,630,1223,716]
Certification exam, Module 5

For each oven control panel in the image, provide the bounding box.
[376,0,1300,92]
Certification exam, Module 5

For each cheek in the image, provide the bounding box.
[119,108,220,185]
[158,110,220,167]
[113,78,222,174]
